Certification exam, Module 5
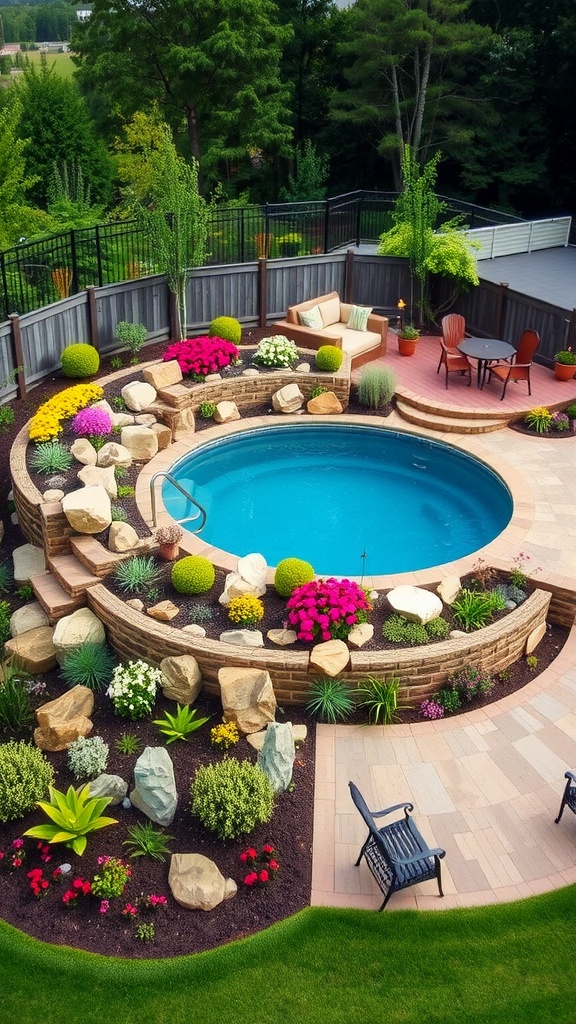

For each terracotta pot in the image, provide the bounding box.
[397,337,418,356]
[553,361,576,381]
[158,543,180,561]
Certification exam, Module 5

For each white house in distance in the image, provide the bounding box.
[75,6,93,20]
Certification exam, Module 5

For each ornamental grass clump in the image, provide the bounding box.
[163,336,238,377]
[305,677,355,723]
[253,335,298,367]
[123,821,174,862]
[355,676,408,725]
[61,642,117,692]
[451,588,506,631]
[357,365,396,409]
[29,440,73,474]
[0,741,53,822]
[0,660,34,733]
[286,577,371,642]
[114,556,162,594]
[191,759,274,840]
[107,660,162,719]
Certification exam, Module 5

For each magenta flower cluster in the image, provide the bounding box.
[419,698,445,720]
[163,336,239,377]
[286,578,371,642]
[72,406,112,437]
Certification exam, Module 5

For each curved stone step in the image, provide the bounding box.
[31,571,86,621]
[395,399,507,434]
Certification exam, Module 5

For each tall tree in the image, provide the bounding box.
[15,56,113,208]
[72,0,293,193]
[0,95,55,250]
[330,0,491,186]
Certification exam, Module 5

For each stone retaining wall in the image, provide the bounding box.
[88,584,551,705]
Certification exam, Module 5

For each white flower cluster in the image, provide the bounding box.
[68,735,109,780]
[106,660,162,720]
[253,335,299,368]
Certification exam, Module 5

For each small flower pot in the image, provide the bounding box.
[397,337,418,357]
[553,361,576,381]
[158,543,180,561]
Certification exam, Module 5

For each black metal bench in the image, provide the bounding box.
[349,781,446,910]
[555,771,576,823]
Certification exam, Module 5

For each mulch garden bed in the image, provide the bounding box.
[0,328,570,958]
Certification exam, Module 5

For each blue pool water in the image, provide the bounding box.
[163,425,513,576]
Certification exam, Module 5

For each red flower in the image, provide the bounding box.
[258,869,269,883]
[243,872,258,886]
[262,844,275,855]
[12,857,22,868]
[268,859,279,872]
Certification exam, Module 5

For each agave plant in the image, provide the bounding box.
[23,783,118,855]
[153,704,210,744]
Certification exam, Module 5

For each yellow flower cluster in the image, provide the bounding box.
[227,593,264,626]
[29,383,104,442]
[210,721,240,751]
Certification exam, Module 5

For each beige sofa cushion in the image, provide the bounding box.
[318,323,381,357]
[318,295,341,327]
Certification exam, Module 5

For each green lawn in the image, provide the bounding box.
[0,888,571,1023]
[5,50,77,81]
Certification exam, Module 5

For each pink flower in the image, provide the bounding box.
[244,872,258,886]
[11,839,24,850]
[99,900,110,914]
[268,859,279,872]
[121,903,138,917]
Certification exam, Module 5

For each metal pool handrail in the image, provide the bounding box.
[149,471,207,532]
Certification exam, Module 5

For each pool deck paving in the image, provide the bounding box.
[311,348,576,911]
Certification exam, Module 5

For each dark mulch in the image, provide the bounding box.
[0,329,569,959]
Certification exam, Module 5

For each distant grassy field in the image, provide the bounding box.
[4,50,77,82]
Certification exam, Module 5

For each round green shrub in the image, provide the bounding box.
[171,555,215,594]
[209,316,242,346]
[274,557,315,597]
[191,758,274,839]
[315,345,343,372]
[0,741,54,823]
[61,343,100,378]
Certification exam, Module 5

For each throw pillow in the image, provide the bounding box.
[298,305,323,330]
[347,305,372,332]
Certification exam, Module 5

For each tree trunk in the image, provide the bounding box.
[186,105,204,193]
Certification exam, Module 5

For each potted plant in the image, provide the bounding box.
[154,523,184,560]
[397,324,420,356]
[277,233,302,258]
[553,348,576,381]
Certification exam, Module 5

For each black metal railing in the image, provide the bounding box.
[0,191,523,319]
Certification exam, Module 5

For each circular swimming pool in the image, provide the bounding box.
[163,424,513,577]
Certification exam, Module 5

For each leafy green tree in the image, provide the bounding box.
[279,139,329,201]
[330,0,491,185]
[118,113,212,339]
[14,56,113,209]
[0,95,55,250]
[378,146,478,322]
[47,161,107,230]
[72,0,293,193]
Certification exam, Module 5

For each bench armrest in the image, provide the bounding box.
[394,847,446,866]
[565,770,576,783]
[372,801,414,819]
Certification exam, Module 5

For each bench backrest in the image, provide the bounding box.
[349,781,394,866]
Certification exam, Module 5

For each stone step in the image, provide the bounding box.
[47,554,102,598]
[396,391,514,422]
[156,383,195,409]
[31,571,86,621]
[70,535,127,577]
[395,399,507,434]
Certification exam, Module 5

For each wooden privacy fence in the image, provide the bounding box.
[1,250,575,404]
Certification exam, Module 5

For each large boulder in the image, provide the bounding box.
[130,746,177,826]
[219,553,268,605]
[52,608,106,664]
[12,543,46,583]
[306,392,343,415]
[70,437,97,466]
[34,685,94,751]
[143,360,183,390]
[219,629,264,648]
[387,585,443,624]
[5,625,57,673]
[218,666,276,734]
[120,425,159,461]
[169,853,237,911]
[121,380,157,412]
[62,485,112,534]
[309,639,350,677]
[97,442,133,468]
[89,773,128,805]
[108,521,142,553]
[160,655,203,704]
[10,601,48,638]
[257,721,295,793]
[214,401,240,424]
[272,383,304,413]
[77,464,117,499]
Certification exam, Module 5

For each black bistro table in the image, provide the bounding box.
[457,337,516,389]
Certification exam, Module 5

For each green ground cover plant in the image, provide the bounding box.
[0,890,572,1023]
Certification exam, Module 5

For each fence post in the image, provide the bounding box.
[568,309,576,348]
[70,230,79,296]
[258,258,267,327]
[323,198,330,254]
[0,250,8,320]
[495,282,509,337]
[85,286,100,352]
[95,225,104,287]
[9,314,27,400]
[344,250,355,303]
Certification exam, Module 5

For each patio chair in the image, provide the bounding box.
[485,329,540,400]
[554,770,576,824]
[348,781,445,910]
[437,313,472,388]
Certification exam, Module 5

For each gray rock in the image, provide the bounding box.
[130,746,178,826]
[89,773,128,805]
[257,721,295,793]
